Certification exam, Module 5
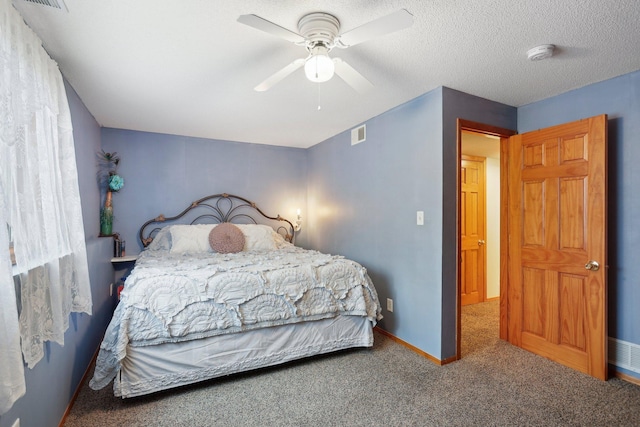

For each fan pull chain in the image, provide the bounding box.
[317,84,322,111]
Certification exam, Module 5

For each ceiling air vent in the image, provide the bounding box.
[351,124,366,146]
[18,0,68,11]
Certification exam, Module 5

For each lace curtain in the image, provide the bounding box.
[0,0,92,414]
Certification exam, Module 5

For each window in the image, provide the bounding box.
[1,0,92,414]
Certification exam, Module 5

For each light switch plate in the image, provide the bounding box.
[417,211,424,225]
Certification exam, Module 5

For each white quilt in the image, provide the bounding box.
[90,246,382,390]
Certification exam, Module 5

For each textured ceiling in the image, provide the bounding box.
[12,0,640,148]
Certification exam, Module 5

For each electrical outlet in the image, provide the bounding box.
[387,298,394,313]
[109,283,113,296]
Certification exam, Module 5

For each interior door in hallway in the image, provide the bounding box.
[507,115,607,380]
[461,155,486,306]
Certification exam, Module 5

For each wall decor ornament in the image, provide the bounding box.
[98,150,124,236]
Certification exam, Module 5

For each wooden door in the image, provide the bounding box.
[461,155,486,306]
[507,115,607,380]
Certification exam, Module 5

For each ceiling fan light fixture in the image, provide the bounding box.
[239,9,413,91]
[304,46,335,83]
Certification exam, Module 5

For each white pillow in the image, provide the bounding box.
[146,226,173,251]
[235,224,277,251]
[272,230,288,248]
[169,224,217,253]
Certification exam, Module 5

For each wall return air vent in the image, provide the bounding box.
[609,337,640,374]
[18,0,68,11]
[351,124,366,146]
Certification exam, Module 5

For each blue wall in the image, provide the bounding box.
[518,70,640,378]
[308,88,445,357]
[0,83,115,427]
[100,129,309,253]
[306,87,516,360]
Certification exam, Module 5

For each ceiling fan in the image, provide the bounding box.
[237,9,414,94]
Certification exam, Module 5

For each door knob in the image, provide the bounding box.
[478,240,485,246]
[584,260,600,271]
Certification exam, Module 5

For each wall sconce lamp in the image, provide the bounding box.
[294,208,302,231]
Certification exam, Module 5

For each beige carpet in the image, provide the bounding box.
[64,300,640,426]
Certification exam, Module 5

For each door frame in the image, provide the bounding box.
[456,119,516,360]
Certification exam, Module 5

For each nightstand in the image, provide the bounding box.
[110,255,137,263]
[111,255,137,299]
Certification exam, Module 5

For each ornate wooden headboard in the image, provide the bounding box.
[139,193,295,247]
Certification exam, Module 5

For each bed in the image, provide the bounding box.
[89,193,382,398]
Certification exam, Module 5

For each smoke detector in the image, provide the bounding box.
[527,44,555,61]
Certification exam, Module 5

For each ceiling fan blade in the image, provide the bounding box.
[337,9,414,47]
[333,58,374,94]
[254,59,305,92]
[238,14,305,44]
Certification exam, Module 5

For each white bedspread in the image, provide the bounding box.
[90,246,381,390]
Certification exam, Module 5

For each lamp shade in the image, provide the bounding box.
[304,51,335,83]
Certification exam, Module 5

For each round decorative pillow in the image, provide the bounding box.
[209,222,245,253]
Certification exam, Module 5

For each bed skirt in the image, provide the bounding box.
[114,315,374,398]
